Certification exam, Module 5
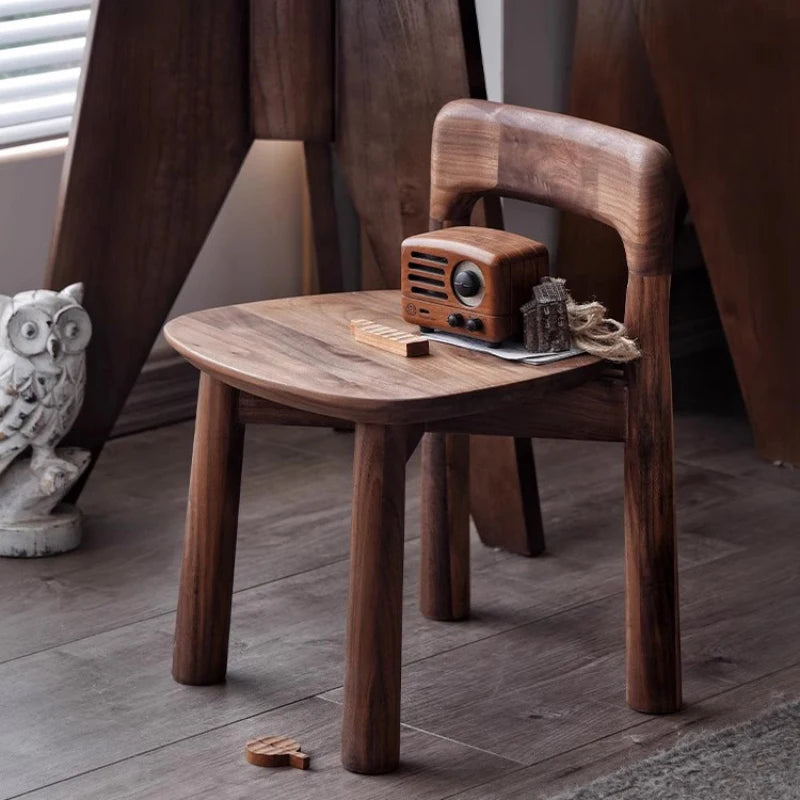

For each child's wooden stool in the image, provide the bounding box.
[165,100,681,775]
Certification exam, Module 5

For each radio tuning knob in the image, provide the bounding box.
[453,270,481,297]
[466,318,483,332]
[447,313,464,327]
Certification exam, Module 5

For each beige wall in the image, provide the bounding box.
[0,140,305,320]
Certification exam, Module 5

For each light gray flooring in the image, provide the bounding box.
[0,413,798,799]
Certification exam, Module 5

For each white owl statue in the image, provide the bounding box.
[0,283,93,557]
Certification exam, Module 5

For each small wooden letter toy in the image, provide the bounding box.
[349,318,430,357]
[245,735,310,770]
[400,227,549,344]
[521,277,571,353]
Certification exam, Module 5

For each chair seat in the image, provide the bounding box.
[164,290,604,424]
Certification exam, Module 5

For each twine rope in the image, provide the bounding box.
[566,295,641,363]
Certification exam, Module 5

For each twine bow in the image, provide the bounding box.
[566,295,640,363]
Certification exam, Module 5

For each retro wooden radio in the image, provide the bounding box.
[400,227,549,344]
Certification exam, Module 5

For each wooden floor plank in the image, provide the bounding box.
[444,662,800,800]
[0,425,625,663]
[0,413,797,798]
[18,697,517,800]
[0,465,748,796]
[320,534,800,765]
[675,413,800,492]
[0,425,368,663]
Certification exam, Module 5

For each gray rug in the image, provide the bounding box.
[555,700,800,800]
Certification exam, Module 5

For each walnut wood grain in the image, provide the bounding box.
[420,433,470,621]
[250,0,333,141]
[624,273,680,713]
[303,142,344,295]
[427,379,626,441]
[425,100,680,708]
[237,394,351,429]
[341,424,408,774]
[335,0,477,288]
[430,99,677,277]
[163,291,603,425]
[427,98,676,557]
[428,99,670,557]
[557,0,672,319]
[469,436,545,557]
[172,375,244,685]
[400,227,549,344]
[46,0,250,475]
[632,0,800,465]
[236,381,625,442]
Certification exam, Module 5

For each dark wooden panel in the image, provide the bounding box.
[252,0,334,142]
[632,0,800,465]
[558,0,672,319]
[335,0,475,288]
[303,142,344,293]
[469,436,545,557]
[250,0,334,141]
[46,0,251,473]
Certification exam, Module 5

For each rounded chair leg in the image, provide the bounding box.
[172,373,244,686]
[420,433,470,621]
[341,424,407,774]
[624,277,682,714]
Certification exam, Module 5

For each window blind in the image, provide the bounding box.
[0,0,92,149]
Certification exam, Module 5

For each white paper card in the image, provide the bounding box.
[424,331,583,365]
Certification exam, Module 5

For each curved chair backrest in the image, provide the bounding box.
[429,99,677,279]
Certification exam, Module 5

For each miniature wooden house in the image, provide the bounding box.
[521,277,571,353]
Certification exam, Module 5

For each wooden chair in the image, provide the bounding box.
[164,99,681,775]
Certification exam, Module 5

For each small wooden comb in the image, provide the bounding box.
[245,735,310,770]
[350,318,430,357]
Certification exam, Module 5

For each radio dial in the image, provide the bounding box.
[454,270,481,298]
[466,318,483,332]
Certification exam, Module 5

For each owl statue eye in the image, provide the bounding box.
[53,305,92,354]
[21,321,39,339]
[7,307,50,356]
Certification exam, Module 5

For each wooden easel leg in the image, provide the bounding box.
[624,275,681,713]
[173,374,245,686]
[420,433,470,621]
[342,424,407,774]
[303,142,344,294]
[47,0,251,482]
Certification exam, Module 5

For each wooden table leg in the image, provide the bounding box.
[173,374,245,686]
[341,424,407,774]
[420,433,470,621]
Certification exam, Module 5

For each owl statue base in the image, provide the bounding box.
[0,447,90,557]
